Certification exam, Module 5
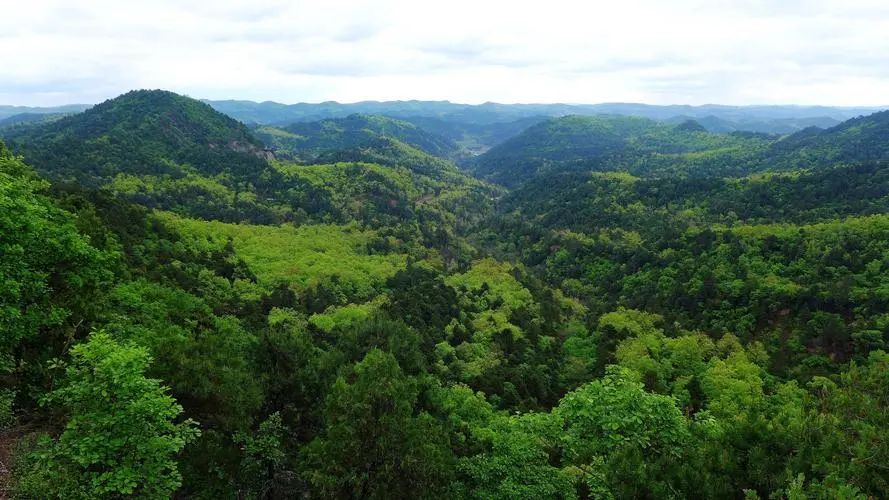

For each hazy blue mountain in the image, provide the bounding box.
[0,112,73,130]
[665,114,841,134]
[205,99,884,134]
[0,103,91,120]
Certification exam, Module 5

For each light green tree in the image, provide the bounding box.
[14,332,198,499]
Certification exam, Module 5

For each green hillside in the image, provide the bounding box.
[3,92,889,499]
[472,114,771,186]
[1,90,288,222]
[2,91,493,229]
[473,111,889,188]
[255,113,459,161]
[768,110,889,168]
[4,89,271,182]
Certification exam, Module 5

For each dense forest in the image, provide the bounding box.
[202,100,880,136]
[1,89,887,499]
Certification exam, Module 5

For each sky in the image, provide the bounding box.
[2,0,888,107]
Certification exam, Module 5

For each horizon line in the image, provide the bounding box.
[1,90,888,110]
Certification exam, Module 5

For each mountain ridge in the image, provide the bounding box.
[472,110,889,187]
[256,113,459,161]
[3,89,270,182]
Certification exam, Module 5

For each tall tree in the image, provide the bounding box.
[302,349,455,499]
[13,332,198,499]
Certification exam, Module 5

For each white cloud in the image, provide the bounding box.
[1,0,887,105]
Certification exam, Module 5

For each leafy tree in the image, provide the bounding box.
[14,332,198,498]
[555,366,689,498]
[105,279,262,432]
[0,143,113,402]
[385,263,459,334]
[257,307,327,440]
[801,350,889,496]
[302,349,455,499]
[458,412,575,500]
[234,412,303,499]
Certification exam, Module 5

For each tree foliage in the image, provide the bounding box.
[4,91,889,498]
[14,332,198,499]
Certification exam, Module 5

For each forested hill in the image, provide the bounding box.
[3,89,271,183]
[0,112,72,130]
[3,89,889,499]
[472,111,889,187]
[1,90,495,227]
[204,98,880,133]
[767,109,889,168]
[255,113,459,161]
[471,114,771,186]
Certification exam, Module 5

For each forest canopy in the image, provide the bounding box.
[1,90,888,499]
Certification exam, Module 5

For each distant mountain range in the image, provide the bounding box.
[254,113,461,161]
[203,99,886,154]
[470,110,889,186]
[201,100,883,126]
[0,89,491,225]
[0,104,91,121]
[4,99,884,137]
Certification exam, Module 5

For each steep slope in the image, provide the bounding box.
[4,89,272,183]
[255,114,459,161]
[0,112,72,130]
[472,114,769,186]
[272,137,500,231]
[3,90,284,222]
[767,110,889,168]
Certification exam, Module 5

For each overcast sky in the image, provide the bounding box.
[2,0,888,106]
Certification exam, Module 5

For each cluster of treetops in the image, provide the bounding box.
[0,89,887,498]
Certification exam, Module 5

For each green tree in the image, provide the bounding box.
[302,349,454,499]
[802,350,889,496]
[385,264,459,335]
[234,412,301,499]
[458,412,575,500]
[555,366,690,498]
[0,143,112,392]
[14,332,198,499]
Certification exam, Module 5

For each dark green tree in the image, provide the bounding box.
[302,349,455,498]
